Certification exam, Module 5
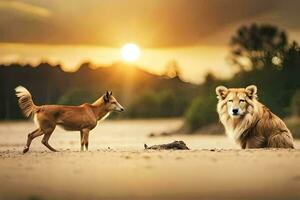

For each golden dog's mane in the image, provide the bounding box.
[217,93,259,143]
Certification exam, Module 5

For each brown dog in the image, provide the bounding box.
[216,85,294,149]
[15,86,124,153]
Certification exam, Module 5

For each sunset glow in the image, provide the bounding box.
[121,43,141,62]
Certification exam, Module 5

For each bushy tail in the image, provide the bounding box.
[15,86,36,118]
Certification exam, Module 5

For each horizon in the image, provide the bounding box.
[0,42,232,83]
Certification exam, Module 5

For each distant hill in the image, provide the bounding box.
[0,62,199,119]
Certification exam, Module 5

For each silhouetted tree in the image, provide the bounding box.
[230,23,288,70]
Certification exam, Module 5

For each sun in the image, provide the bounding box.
[121,43,141,62]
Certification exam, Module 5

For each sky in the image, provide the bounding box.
[1,0,300,83]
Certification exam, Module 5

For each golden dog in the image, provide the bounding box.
[216,85,294,149]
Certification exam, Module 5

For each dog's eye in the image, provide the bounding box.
[239,99,245,103]
[228,100,233,103]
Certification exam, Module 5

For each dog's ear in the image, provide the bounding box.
[245,85,257,99]
[109,91,112,96]
[104,91,110,102]
[216,86,228,100]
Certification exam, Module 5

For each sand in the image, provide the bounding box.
[0,119,299,200]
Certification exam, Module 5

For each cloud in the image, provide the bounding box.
[0,0,51,18]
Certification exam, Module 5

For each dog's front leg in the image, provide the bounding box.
[80,130,84,151]
[80,129,90,151]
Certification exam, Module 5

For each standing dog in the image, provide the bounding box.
[15,86,124,153]
[216,85,294,149]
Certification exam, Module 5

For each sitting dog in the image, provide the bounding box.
[15,86,124,153]
[216,85,294,149]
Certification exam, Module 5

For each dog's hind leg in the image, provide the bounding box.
[268,133,294,148]
[245,135,267,149]
[23,129,44,153]
[41,127,58,152]
[84,132,89,151]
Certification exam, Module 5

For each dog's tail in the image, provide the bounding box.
[15,86,37,118]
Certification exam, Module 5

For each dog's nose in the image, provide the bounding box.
[232,109,239,114]
[120,108,124,112]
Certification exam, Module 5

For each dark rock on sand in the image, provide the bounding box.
[144,141,190,150]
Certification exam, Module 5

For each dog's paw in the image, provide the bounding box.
[23,146,29,154]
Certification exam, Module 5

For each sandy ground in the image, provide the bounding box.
[0,119,299,200]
